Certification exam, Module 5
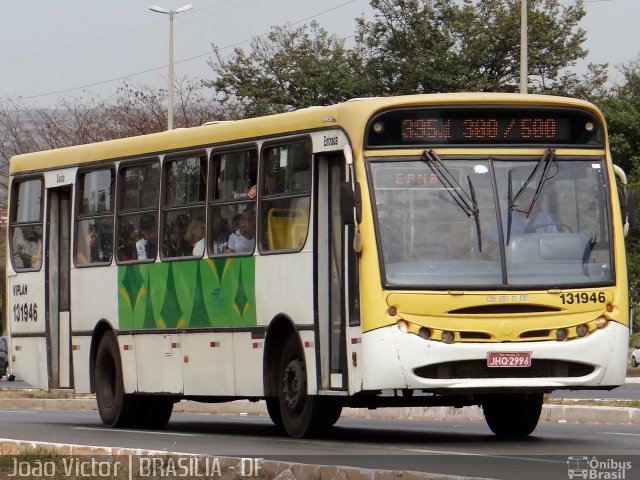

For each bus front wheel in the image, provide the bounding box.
[266,397,283,428]
[95,331,137,428]
[482,393,543,437]
[278,333,341,438]
[135,396,174,429]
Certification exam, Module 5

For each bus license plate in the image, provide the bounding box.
[487,352,531,368]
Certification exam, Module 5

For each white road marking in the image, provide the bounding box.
[73,427,201,437]
[405,449,563,464]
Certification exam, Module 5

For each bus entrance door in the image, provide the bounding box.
[45,187,72,390]
[316,154,351,392]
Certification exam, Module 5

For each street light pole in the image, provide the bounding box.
[149,4,193,130]
[520,0,528,94]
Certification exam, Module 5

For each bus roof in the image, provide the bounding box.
[9,93,602,174]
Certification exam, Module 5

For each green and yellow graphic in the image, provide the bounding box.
[118,257,256,330]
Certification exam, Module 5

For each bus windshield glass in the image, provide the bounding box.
[369,156,613,288]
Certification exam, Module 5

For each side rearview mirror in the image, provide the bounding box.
[613,164,634,236]
[340,182,362,225]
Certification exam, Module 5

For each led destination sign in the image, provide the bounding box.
[366,107,603,147]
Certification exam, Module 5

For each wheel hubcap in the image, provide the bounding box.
[282,358,306,411]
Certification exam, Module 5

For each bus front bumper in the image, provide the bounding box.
[360,321,628,393]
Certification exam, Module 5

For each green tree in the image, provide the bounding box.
[546,63,610,101]
[209,1,589,111]
[355,0,467,93]
[208,22,370,117]
[356,0,587,93]
[597,57,640,332]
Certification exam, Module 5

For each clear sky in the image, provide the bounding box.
[0,0,637,107]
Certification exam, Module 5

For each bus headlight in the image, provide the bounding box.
[575,324,588,338]
[441,331,455,344]
[418,327,431,340]
[556,328,567,341]
[595,317,607,329]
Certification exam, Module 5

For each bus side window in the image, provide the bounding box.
[116,160,160,263]
[260,141,312,253]
[162,153,207,259]
[75,169,114,266]
[209,148,257,256]
[10,179,44,271]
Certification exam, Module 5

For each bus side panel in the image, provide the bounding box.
[232,332,264,396]
[7,272,48,390]
[71,265,120,392]
[9,337,49,389]
[70,335,92,393]
[71,268,119,330]
[182,331,235,396]
[253,251,316,395]
[346,324,364,394]
[118,334,137,394]
[134,333,183,393]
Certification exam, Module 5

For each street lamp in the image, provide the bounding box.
[149,4,193,130]
[520,0,528,94]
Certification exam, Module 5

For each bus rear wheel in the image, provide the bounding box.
[482,393,543,437]
[278,333,340,438]
[95,331,137,428]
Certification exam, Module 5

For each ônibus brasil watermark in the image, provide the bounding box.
[567,456,632,480]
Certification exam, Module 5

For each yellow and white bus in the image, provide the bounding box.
[6,93,632,438]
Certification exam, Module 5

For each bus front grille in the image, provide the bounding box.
[414,360,594,379]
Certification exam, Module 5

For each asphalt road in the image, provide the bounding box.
[2,377,640,399]
[0,409,638,480]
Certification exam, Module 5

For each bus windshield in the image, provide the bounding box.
[369,156,613,288]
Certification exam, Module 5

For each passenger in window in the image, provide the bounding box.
[165,223,192,257]
[226,211,255,253]
[13,227,43,269]
[136,214,158,260]
[265,172,283,195]
[211,215,230,254]
[248,172,283,199]
[188,218,206,256]
[176,214,190,240]
[118,224,138,261]
[77,225,109,264]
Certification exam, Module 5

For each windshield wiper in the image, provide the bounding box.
[510,148,557,216]
[423,149,482,251]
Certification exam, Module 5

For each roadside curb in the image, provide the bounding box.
[0,397,638,425]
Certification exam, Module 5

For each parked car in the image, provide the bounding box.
[632,346,640,368]
[0,336,7,378]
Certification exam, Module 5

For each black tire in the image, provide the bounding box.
[0,360,6,378]
[135,396,174,429]
[95,331,137,428]
[266,396,283,428]
[482,393,542,437]
[632,356,638,368]
[324,401,343,427]
[278,333,337,438]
